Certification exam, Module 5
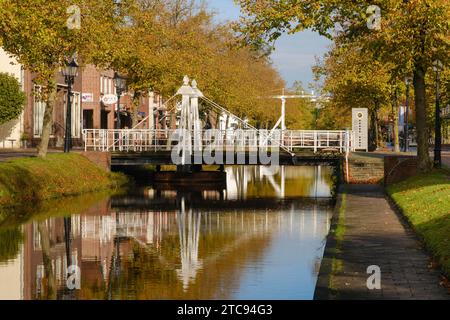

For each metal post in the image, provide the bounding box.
[64,78,73,153]
[116,94,121,130]
[314,131,318,153]
[281,97,286,145]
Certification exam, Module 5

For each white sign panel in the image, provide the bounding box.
[101,94,118,105]
[352,108,368,152]
[81,93,94,103]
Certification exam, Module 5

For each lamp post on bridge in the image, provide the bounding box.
[61,59,79,153]
[433,60,444,168]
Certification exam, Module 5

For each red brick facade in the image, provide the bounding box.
[21,64,163,148]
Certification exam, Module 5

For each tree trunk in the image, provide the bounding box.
[413,63,432,172]
[225,114,230,130]
[38,221,56,300]
[393,95,400,153]
[369,109,377,151]
[131,92,141,128]
[375,108,382,147]
[37,83,57,158]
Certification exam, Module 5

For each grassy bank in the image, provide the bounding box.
[329,192,346,297]
[387,169,450,276]
[0,153,128,207]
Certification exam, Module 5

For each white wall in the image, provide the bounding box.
[0,48,24,149]
[0,244,23,300]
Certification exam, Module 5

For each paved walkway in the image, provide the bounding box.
[0,149,63,162]
[315,185,449,300]
[442,150,450,168]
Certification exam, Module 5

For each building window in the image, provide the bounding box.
[109,78,113,94]
[72,92,81,138]
[100,76,104,94]
[63,92,82,138]
[103,77,108,94]
[33,86,47,137]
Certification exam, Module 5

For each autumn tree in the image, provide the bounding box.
[106,0,284,128]
[236,0,450,172]
[314,40,398,149]
[0,0,125,157]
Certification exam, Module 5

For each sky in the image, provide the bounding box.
[209,0,332,89]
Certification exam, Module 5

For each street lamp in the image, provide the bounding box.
[61,59,79,153]
[113,72,127,129]
[404,76,413,152]
[433,59,444,168]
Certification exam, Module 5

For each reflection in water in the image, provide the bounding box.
[177,206,202,291]
[226,166,332,200]
[0,166,334,300]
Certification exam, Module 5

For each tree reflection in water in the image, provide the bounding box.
[0,166,335,300]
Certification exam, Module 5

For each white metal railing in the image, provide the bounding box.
[82,129,353,154]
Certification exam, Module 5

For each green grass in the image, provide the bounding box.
[387,168,450,276]
[335,193,347,247]
[329,193,346,297]
[0,153,128,207]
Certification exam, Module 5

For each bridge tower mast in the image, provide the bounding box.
[176,76,203,172]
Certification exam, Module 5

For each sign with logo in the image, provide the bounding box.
[81,93,94,103]
[101,94,118,105]
[352,108,368,152]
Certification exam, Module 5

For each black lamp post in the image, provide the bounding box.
[113,72,127,130]
[433,60,443,168]
[61,59,79,153]
[404,76,413,152]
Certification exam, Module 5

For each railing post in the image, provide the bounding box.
[314,131,318,153]
[290,131,293,152]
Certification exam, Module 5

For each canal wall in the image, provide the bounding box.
[0,153,127,208]
[344,153,384,184]
[384,155,418,186]
[344,153,418,185]
[80,151,112,172]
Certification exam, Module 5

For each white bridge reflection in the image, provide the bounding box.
[0,166,334,299]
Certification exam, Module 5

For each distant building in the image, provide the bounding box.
[0,48,25,149]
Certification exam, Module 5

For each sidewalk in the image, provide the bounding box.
[315,185,449,300]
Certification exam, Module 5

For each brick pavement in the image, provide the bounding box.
[315,185,449,300]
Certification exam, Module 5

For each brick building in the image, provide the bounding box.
[0,49,164,149]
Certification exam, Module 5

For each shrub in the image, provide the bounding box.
[0,72,26,125]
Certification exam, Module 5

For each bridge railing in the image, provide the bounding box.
[82,129,352,154]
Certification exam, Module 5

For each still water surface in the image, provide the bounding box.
[0,166,334,300]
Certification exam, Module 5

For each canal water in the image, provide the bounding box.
[0,166,335,300]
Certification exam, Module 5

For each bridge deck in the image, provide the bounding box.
[111,150,343,166]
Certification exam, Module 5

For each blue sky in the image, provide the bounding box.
[209,0,332,89]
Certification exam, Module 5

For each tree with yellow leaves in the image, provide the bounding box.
[0,0,126,157]
[237,0,450,172]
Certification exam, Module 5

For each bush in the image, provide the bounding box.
[0,72,26,125]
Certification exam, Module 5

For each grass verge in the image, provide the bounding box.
[329,192,346,297]
[0,153,128,207]
[386,168,450,276]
